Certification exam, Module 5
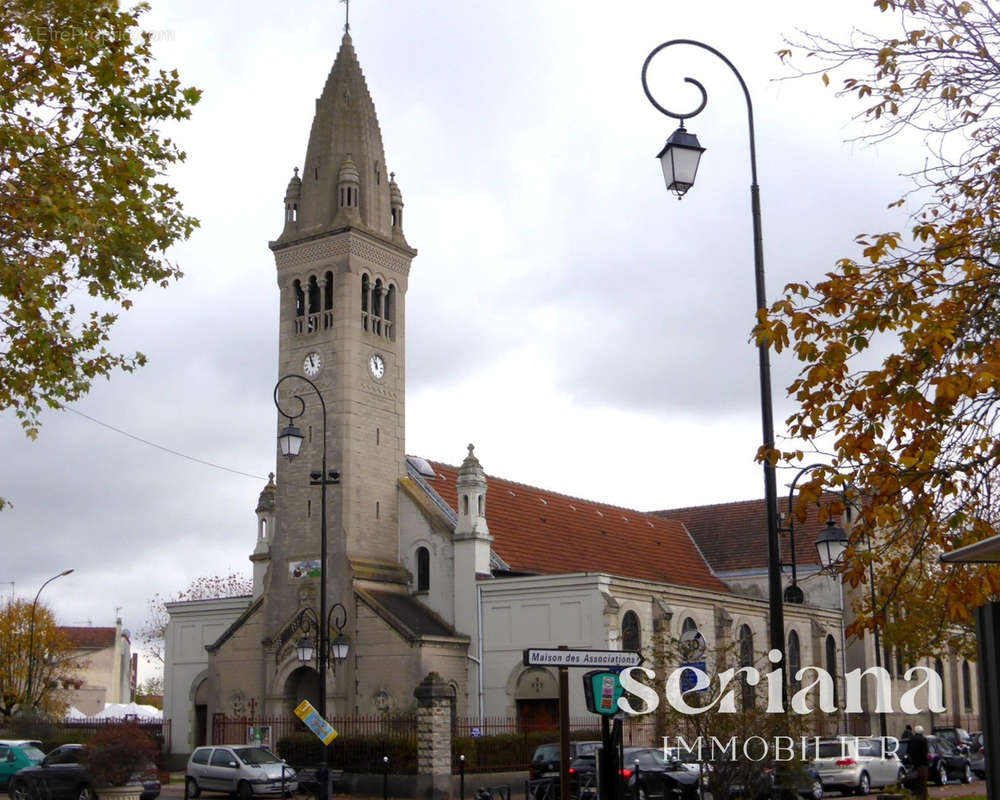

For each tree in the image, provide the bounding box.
[138,571,253,665]
[0,598,81,717]
[0,0,200,445]
[134,676,163,708]
[757,0,1000,657]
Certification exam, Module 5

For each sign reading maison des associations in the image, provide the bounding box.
[522,648,643,669]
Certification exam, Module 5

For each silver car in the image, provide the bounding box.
[185,745,297,800]
[808,737,905,795]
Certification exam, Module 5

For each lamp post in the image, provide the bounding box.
[642,39,785,677]
[814,517,888,740]
[273,374,344,800]
[25,569,74,712]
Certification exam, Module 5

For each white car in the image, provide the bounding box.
[186,745,297,800]
[807,737,905,795]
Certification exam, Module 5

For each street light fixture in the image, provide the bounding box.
[291,603,350,673]
[273,374,342,800]
[642,38,786,682]
[25,569,74,713]
[780,463,833,604]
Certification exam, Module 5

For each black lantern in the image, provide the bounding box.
[278,422,304,459]
[815,519,849,568]
[656,123,705,197]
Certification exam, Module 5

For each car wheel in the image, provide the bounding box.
[936,762,948,786]
[186,777,201,798]
[10,779,31,800]
[807,777,823,800]
[237,780,254,800]
[77,785,95,800]
[896,768,906,786]
[855,772,870,796]
[961,763,972,784]
[637,786,648,800]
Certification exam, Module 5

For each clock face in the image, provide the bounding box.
[303,352,322,377]
[369,354,385,380]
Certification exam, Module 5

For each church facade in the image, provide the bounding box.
[162,31,975,766]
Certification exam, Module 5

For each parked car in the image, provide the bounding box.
[7,743,160,800]
[806,737,904,795]
[898,735,973,786]
[569,746,699,800]
[185,745,297,800]
[931,727,972,754]
[530,741,602,781]
[761,764,824,800]
[968,732,986,778]
[0,741,44,790]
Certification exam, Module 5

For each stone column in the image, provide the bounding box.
[414,672,455,800]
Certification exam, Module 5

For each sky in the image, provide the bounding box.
[0,0,924,680]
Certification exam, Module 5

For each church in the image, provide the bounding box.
[161,29,977,767]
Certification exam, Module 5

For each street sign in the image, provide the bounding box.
[523,648,643,668]
[582,670,624,715]
[294,699,339,745]
[470,727,483,738]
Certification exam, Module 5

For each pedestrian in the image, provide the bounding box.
[902,724,913,740]
[908,725,930,800]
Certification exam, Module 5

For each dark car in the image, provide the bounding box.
[7,744,161,800]
[530,741,602,781]
[898,735,973,786]
[569,746,699,800]
[932,727,972,754]
[968,732,986,778]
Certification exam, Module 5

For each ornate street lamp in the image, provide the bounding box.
[25,569,73,713]
[642,39,786,684]
[291,603,351,673]
[273,374,342,800]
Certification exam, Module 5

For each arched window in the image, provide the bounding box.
[308,275,320,314]
[293,280,305,334]
[373,279,384,335]
[385,284,396,340]
[361,274,370,331]
[934,658,945,707]
[416,547,430,593]
[962,660,972,711]
[788,630,801,692]
[621,611,641,652]
[826,635,838,708]
[323,271,334,329]
[738,625,754,709]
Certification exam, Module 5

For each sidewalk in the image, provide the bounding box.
[159,778,989,800]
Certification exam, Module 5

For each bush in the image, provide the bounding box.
[83,724,158,787]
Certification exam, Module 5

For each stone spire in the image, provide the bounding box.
[279,32,392,242]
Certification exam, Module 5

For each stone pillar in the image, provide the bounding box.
[414,672,455,800]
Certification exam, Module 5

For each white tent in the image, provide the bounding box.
[63,705,88,720]
[92,702,162,720]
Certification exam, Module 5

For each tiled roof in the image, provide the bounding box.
[61,627,115,649]
[421,460,728,593]
[654,496,840,573]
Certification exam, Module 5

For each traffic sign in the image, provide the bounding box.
[523,648,643,668]
[294,699,339,745]
[582,670,624,715]
[680,661,707,693]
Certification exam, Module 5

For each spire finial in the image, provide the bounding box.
[467,443,475,457]
[340,0,350,32]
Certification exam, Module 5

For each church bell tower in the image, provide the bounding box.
[266,31,416,648]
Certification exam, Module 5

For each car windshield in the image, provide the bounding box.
[233,748,280,765]
[534,746,559,762]
[19,746,44,761]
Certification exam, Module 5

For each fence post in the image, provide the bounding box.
[383,755,389,800]
[414,672,456,800]
[459,755,465,800]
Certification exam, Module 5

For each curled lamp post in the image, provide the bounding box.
[25,568,74,712]
[814,514,888,739]
[274,374,343,800]
[642,39,785,680]
[779,463,830,604]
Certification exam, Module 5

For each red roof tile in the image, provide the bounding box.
[60,627,115,649]
[654,496,840,573]
[423,461,728,593]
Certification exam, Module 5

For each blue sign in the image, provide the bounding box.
[470,727,483,738]
[679,661,706,694]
